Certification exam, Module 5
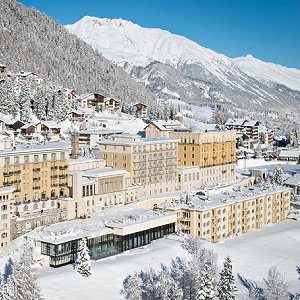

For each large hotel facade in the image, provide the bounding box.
[98,134,179,197]
[152,185,291,243]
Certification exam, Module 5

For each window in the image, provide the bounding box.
[34,155,39,162]
[1,214,7,220]
[4,157,10,165]
[14,156,19,164]
[24,156,29,163]
[51,153,56,160]
[60,152,65,160]
[43,154,47,161]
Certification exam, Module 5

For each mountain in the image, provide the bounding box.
[0,0,156,107]
[232,55,300,92]
[65,16,300,113]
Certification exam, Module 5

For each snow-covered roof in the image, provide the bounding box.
[145,120,184,131]
[278,150,300,158]
[0,142,70,155]
[157,184,291,212]
[81,167,128,178]
[13,71,36,77]
[225,118,258,127]
[76,93,94,100]
[285,174,300,186]
[21,121,40,129]
[41,121,62,129]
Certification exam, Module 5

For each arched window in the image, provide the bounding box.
[41,191,46,200]
[51,190,55,198]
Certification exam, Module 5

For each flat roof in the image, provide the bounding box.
[157,184,291,212]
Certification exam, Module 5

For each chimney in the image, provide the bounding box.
[71,131,79,159]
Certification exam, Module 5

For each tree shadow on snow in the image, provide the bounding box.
[237,273,265,300]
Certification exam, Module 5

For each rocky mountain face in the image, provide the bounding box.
[0,0,156,106]
[66,16,300,113]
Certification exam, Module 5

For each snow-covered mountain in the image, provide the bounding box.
[233,55,300,91]
[66,16,300,112]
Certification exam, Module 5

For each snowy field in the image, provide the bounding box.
[36,219,300,300]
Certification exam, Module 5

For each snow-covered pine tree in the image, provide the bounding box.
[121,272,143,300]
[53,90,69,122]
[156,264,183,300]
[0,78,18,118]
[271,165,285,186]
[75,237,92,277]
[195,263,215,300]
[263,266,289,300]
[32,84,49,120]
[217,256,237,300]
[18,82,33,123]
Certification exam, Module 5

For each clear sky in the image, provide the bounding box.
[18,0,300,69]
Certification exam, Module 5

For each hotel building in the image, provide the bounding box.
[98,134,179,197]
[154,184,291,243]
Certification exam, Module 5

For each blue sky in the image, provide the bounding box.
[18,0,300,69]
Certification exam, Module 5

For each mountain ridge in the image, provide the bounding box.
[66,16,300,112]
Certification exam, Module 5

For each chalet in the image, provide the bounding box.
[103,98,120,111]
[278,150,300,161]
[76,93,105,109]
[133,103,147,118]
[20,121,41,138]
[58,88,77,102]
[68,109,92,124]
[0,117,25,132]
[225,118,259,149]
[41,122,62,139]
[8,71,42,86]
[144,120,185,138]
[0,64,6,73]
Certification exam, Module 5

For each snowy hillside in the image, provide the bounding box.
[65,17,240,86]
[65,16,300,112]
[233,54,300,91]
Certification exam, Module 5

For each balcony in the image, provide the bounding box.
[50,175,58,179]
[51,166,58,170]
[33,186,40,190]
[59,175,67,179]
[33,177,40,181]
[33,168,40,172]
[59,166,68,170]
[13,170,21,174]
[3,172,13,177]
[59,183,68,187]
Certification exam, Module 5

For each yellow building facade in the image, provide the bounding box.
[155,185,291,243]
[169,130,236,167]
[0,143,70,217]
[0,187,14,249]
[98,134,179,197]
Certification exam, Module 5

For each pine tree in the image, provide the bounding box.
[263,266,289,300]
[18,82,32,123]
[121,272,143,300]
[217,256,237,300]
[271,165,285,186]
[75,237,92,277]
[195,264,215,300]
[53,91,69,122]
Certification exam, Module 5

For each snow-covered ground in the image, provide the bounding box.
[35,219,300,300]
